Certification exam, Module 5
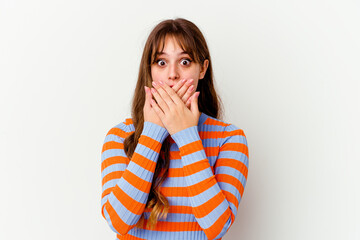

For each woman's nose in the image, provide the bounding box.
[168,64,180,80]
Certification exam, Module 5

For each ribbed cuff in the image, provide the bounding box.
[142,121,169,143]
[171,126,200,147]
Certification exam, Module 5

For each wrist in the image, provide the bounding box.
[142,121,169,142]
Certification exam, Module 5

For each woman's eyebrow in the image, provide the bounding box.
[156,51,189,57]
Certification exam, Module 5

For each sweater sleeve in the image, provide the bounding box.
[171,124,249,240]
[101,121,169,236]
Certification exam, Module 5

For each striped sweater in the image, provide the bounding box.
[101,112,249,240]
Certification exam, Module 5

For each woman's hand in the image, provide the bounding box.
[171,79,196,109]
[143,79,194,128]
[149,80,200,135]
[144,86,164,127]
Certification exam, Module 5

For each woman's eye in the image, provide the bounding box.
[181,59,192,66]
[156,59,166,66]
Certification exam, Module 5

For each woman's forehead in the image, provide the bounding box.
[156,34,186,51]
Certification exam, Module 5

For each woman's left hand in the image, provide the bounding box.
[150,80,200,135]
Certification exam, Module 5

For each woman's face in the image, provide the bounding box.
[151,35,209,92]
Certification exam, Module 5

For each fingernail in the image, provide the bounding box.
[188,79,194,83]
[181,79,186,83]
[152,81,157,87]
[159,80,164,85]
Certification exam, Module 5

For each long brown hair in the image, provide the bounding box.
[123,18,223,230]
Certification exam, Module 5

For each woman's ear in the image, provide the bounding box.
[199,59,209,79]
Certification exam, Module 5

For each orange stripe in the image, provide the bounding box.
[142,219,202,232]
[107,127,129,139]
[143,205,194,214]
[204,146,219,157]
[138,135,162,153]
[169,150,180,159]
[125,118,133,126]
[112,184,146,215]
[130,152,157,172]
[102,171,123,186]
[162,166,214,177]
[182,159,211,176]
[222,189,239,210]
[170,147,219,158]
[193,191,226,218]
[187,175,217,197]
[198,129,245,140]
[216,173,245,197]
[179,140,203,156]
[199,131,223,139]
[204,208,232,239]
[223,129,245,138]
[168,205,193,214]
[117,234,147,240]
[101,187,113,199]
[215,158,248,180]
[166,167,184,177]
[122,169,152,193]
[160,186,188,197]
[203,118,229,127]
[102,156,129,171]
[221,142,248,158]
[102,140,123,153]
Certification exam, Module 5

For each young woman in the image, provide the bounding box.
[101,18,249,240]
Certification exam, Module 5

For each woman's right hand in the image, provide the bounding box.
[143,79,195,127]
[144,86,164,127]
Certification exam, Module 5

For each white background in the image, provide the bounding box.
[1,0,359,239]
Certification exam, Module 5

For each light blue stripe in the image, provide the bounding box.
[186,168,214,186]
[225,124,240,131]
[161,176,186,187]
[103,133,123,144]
[143,212,197,222]
[229,201,237,217]
[142,121,169,142]
[167,156,218,166]
[171,126,200,147]
[102,179,118,193]
[113,122,129,131]
[222,135,247,144]
[101,195,107,207]
[166,196,191,206]
[199,125,227,132]
[181,150,208,166]
[101,163,126,179]
[127,228,207,240]
[101,149,126,162]
[133,143,159,161]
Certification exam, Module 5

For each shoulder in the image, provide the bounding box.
[105,117,135,139]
